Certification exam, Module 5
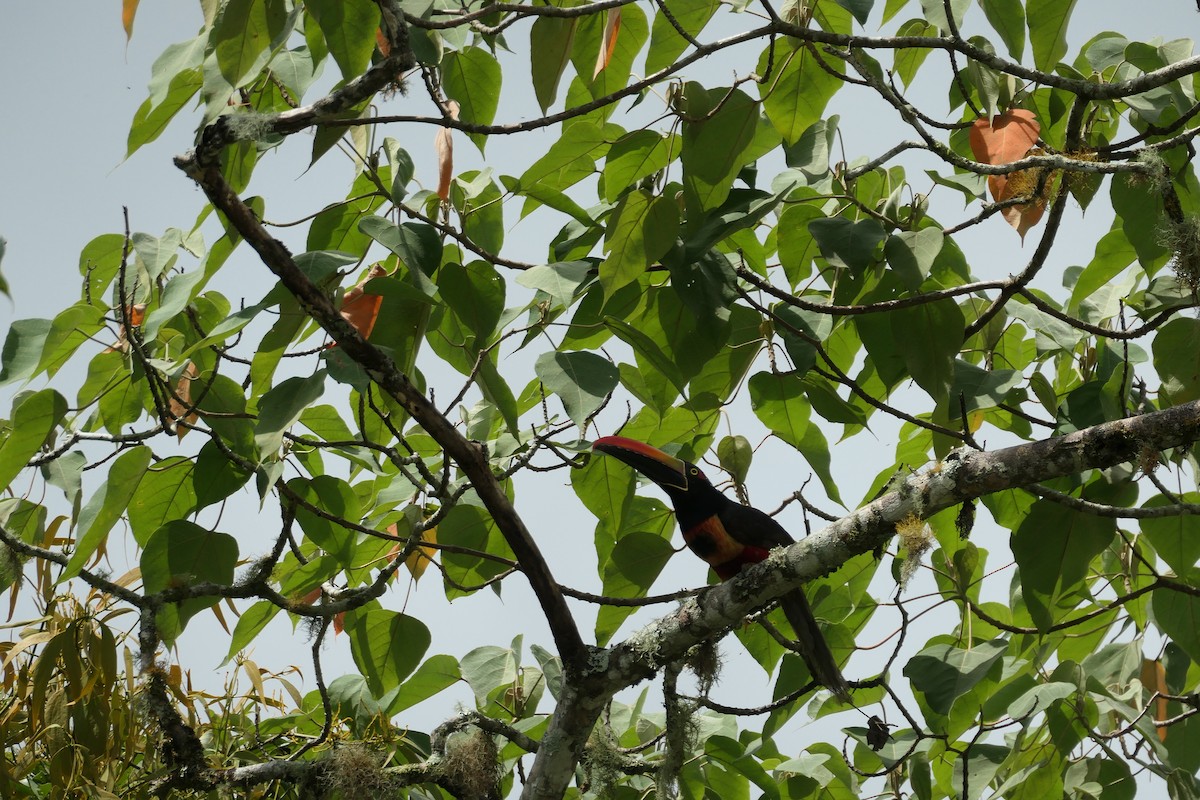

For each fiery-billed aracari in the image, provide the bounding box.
[592,435,850,702]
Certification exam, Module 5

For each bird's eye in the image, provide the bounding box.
[689,467,699,476]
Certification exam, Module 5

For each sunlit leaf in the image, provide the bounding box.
[344,608,431,696]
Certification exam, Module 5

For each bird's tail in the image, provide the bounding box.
[779,589,850,703]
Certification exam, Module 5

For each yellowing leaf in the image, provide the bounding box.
[388,523,438,582]
[593,9,622,79]
[169,362,199,441]
[1141,658,1169,742]
[122,0,140,41]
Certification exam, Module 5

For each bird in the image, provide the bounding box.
[592,435,850,702]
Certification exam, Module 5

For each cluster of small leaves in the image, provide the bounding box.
[3,0,1200,797]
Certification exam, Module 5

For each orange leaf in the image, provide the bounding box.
[105,304,147,353]
[340,264,388,339]
[969,111,1050,238]
[169,362,200,441]
[969,110,1040,168]
[593,9,622,79]
[1142,658,1170,742]
[969,110,1040,201]
[122,0,140,41]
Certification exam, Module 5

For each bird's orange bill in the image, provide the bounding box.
[592,436,688,490]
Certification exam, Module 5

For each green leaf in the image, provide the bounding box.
[707,735,782,800]
[141,520,238,643]
[503,175,596,226]
[535,351,619,427]
[127,66,202,157]
[255,371,327,459]
[749,371,811,449]
[682,188,789,263]
[601,190,679,294]
[64,447,153,580]
[951,361,1022,413]
[783,116,838,178]
[953,744,1008,800]
[477,355,521,435]
[383,138,415,204]
[597,529,675,644]
[288,476,362,565]
[602,130,673,203]
[439,261,505,342]
[0,389,66,494]
[919,0,968,32]
[1070,229,1135,309]
[358,216,443,277]
[884,228,944,290]
[223,600,280,664]
[759,43,844,144]
[35,304,106,379]
[305,0,378,81]
[193,441,254,515]
[460,644,517,710]
[442,47,502,151]
[882,0,912,23]
[717,436,753,485]
[646,0,718,74]
[603,316,686,398]
[890,299,965,402]
[306,172,387,256]
[516,261,592,310]
[520,120,611,188]
[455,172,505,253]
[41,451,85,514]
[1028,0,1078,71]
[893,19,937,86]
[1154,589,1200,668]
[345,608,431,697]
[439,502,515,598]
[531,14,578,112]
[0,318,52,387]
[209,0,276,87]
[979,0,1025,60]
[128,457,197,546]
[1012,500,1115,631]
[142,268,206,340]
[681,84,773,213]
[387,653,463,715]
[1153,318,1200,406]
[808,217,886,273]
[777,204,825,286]
[796,420,843,506]
[1140,494,1200,581]
[904,639,1006,715]
[666,250,737,327]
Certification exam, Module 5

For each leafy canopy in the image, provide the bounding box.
[3,0,1200,798]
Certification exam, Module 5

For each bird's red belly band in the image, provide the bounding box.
[683,518,771,580]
